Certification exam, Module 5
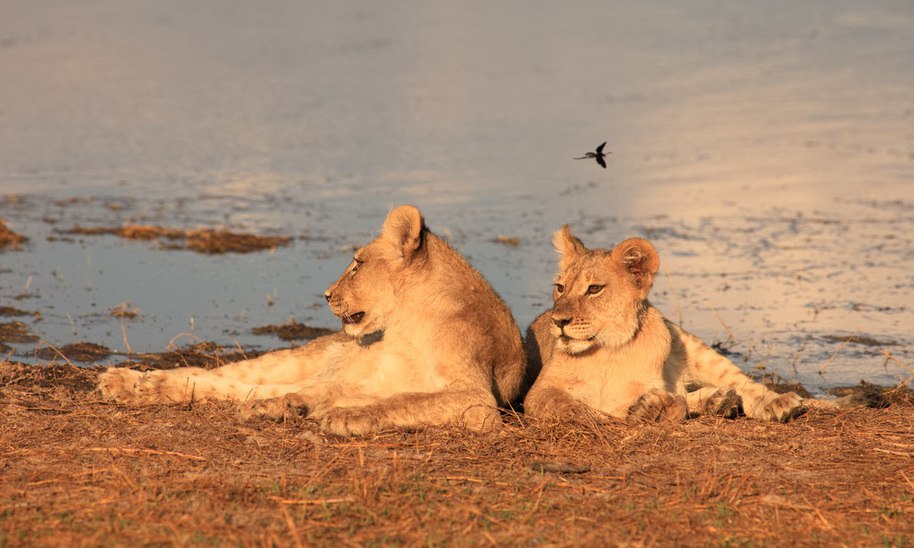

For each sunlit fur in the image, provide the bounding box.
[524,227,804,422]
[97,205,527,436]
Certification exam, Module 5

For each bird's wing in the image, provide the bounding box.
[595,141,607,154]
[596,156,607,168]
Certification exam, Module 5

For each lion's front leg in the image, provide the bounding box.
[97,367,212,404]
[316,390,500,437]
[96,366,285,405]
[95,342,339,406]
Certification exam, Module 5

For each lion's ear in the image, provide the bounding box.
[553,225,587,270]
[381,205,425,261]
[612,238,659,291]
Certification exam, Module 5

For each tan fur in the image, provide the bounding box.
[524,227,804,423]
[97,205,526,436]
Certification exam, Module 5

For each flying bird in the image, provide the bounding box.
[573,141,611,168]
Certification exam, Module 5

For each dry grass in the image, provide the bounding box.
[1,361,913,546]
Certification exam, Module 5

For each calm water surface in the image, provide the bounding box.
[2,1,913,391]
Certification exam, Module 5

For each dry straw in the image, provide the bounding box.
[1,359,912,545]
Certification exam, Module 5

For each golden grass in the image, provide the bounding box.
[1,361,913,545]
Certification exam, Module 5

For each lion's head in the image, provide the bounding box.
[548,226,660,354]
[324,205,427,338]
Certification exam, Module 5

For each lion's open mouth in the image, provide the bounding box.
[342,312,365,325]
[558,333,596,342]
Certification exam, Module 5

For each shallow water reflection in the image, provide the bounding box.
[1,1,912,391]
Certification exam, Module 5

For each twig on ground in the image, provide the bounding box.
[88,447,207,461]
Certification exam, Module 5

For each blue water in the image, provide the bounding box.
[2,1,913,391]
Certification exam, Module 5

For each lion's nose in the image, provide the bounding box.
[552,315,571,330]
[324,291,332,303]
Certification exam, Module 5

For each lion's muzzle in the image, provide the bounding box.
[341,311,365,325]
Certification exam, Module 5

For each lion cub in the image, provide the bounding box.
[524,227,804,423]
[97,205,526,436]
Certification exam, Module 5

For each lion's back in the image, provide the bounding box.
[411,235,526,406]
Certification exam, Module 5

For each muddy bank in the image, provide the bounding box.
[0,326,332,375]
[251,320,336,341]
[60,223,292,254]
[0,219,26,251]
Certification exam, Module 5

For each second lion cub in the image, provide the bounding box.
[524,227,804,423]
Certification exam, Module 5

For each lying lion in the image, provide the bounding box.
[524,226,805,423]
[97,205,527,436]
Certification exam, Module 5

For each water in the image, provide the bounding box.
[2,1,913,391]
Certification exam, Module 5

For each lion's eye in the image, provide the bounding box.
[554,284,565,294]
[586,284,604,295]
[350,259,363,274]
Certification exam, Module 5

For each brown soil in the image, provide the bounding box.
[105,342,263,371]
[0,219,26,251]
[0,321,39,344]
[61,223,292,254]
[822,334,896,347]
[1,361,913,545]
[34,342,112,363]
[251,321,337,341]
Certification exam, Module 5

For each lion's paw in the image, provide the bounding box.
[525,387,604,423]
[96,368,144,403]
[528,398,582,421]
[459,404,502,432]
[702,388,741,419]
[320,407,381,437]
[627,389,687,424]
[748,391,806,422]
[238,394,308,421]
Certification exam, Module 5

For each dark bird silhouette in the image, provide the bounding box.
[573,141,610,168]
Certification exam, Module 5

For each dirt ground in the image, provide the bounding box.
[1,359,913,546]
